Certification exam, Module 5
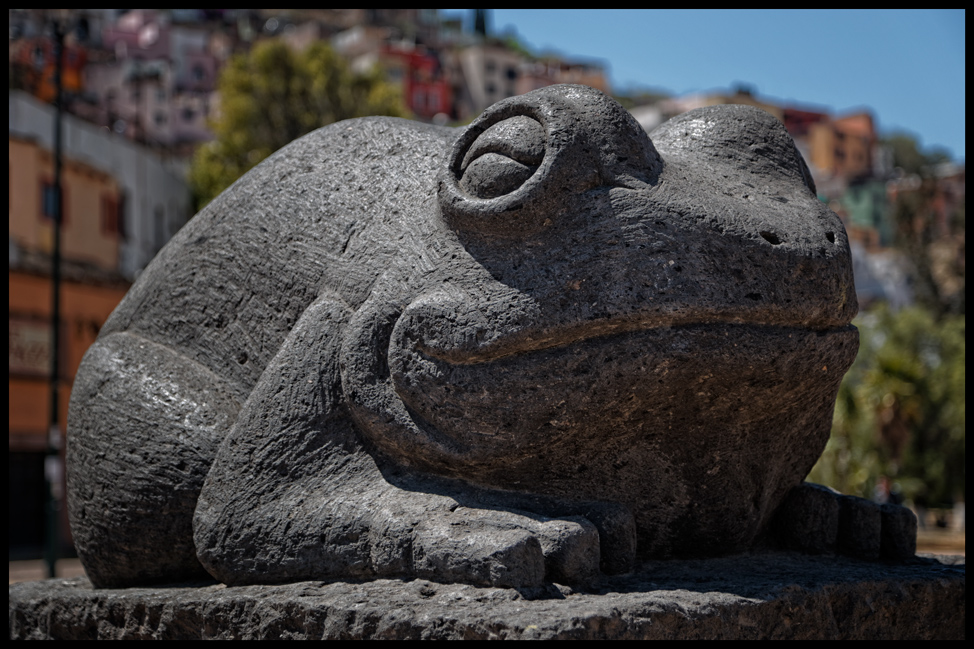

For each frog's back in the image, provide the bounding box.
[101,117,457,396]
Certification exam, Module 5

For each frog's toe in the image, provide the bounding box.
[530,515,601,586]
[408,507,605,588]
[771,482,917,560]
[411,509,547,588]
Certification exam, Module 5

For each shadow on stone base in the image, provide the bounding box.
[9,552,964,640]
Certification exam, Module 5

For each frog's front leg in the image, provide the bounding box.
[193,291,608,588]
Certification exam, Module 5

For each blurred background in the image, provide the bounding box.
[8,9,964,581]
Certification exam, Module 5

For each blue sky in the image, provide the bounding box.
[444,10,965,163]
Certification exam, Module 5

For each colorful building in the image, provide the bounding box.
[9,89,190,558]
[9,135,131,558]
[381,43,452,121]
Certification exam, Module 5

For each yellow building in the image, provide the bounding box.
[9,134,131,556]
[9,135,123,270]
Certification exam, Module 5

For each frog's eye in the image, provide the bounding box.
[458,116,545,199]
[439,92,581,238]
[439,86,656,239]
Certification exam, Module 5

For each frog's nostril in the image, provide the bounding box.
[760,231,782,245]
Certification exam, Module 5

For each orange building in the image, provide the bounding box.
[9,269,129,450]
[9,134,130,556]
[669,96,877,184]
[807,112,877,180]
[10,36,88,105]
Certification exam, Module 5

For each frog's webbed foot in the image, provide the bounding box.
[381,479,637,587]
[412,509,554,589]
[368,494,605,588]
[415,507,632,588]
[198,458,624,589]
[771,482,917,560]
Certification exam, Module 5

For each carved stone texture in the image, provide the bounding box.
[66,84,861,590]
[771,482,918,560]
[10,555,965,640]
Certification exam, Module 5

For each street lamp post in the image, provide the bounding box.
[44,16,66,580]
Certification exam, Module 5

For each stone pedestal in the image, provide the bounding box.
[9,553,964,640]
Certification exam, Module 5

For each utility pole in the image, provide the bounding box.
[44,15,66,580]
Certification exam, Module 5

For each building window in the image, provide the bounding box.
[40,180,68,225]
[154,205,166,252]
[41,182,56,218]
[412,88,426,111]
[101,194,119,235]
[117,191,127,240]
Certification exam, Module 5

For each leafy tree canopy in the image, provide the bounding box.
[189,39,409,211]
[889,179,966,317]
[809,303,965,508]
[882,132,953,177]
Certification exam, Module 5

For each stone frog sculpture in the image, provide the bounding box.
[67,84,861,590]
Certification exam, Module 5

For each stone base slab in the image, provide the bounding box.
[9,552,964,640]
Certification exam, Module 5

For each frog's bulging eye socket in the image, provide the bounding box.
[439,89,589,238]
[458,116,545,199]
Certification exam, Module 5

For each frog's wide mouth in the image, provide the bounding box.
[340,279,858,479]
[400,307,857,368]
[387,319,860,466]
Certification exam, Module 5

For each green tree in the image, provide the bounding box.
[889,179,965,316]
[881,132,964,316]
[188,39,408,211]
[883,132,951,178]
[809,303,965,508]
